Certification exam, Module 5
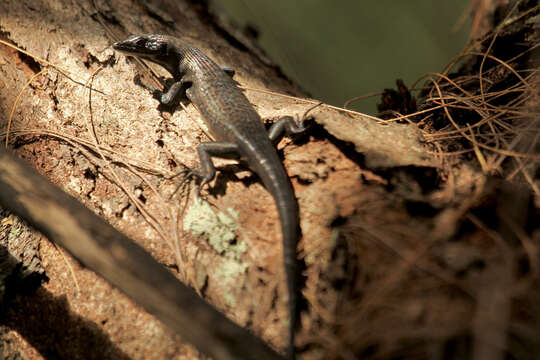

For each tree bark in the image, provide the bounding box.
[0,147,282,360]
[0,1,538,360]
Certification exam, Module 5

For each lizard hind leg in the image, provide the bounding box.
[169,141,240,199]
[168,168,200,200]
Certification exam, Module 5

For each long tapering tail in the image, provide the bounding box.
[250,147,300,359]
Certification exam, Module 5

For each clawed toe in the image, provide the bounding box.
[169,168,202,200]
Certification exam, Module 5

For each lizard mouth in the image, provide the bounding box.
[112,44,154,60]
[112,41,163,58]
[112,41,135,53]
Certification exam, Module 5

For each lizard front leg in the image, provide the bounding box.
[158,74,195,105]
[220,66,235,77]
[267,116,307,147]
[161,67,233,105]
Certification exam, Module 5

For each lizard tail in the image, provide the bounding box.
[252,151,300,359]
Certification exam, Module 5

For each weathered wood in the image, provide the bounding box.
[0,147,283,360]
[1,0,537,359]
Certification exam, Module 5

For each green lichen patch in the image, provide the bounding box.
[183,199,249,307]
[183,198,243,256]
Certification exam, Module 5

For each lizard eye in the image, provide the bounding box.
[146,41,161,52]
[135,39,147,47]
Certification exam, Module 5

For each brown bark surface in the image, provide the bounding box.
[0,0,538,359]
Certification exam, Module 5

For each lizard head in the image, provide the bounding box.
[113,34,169,57]
[113,34,178,74]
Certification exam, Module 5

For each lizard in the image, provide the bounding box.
[113,34,305,358]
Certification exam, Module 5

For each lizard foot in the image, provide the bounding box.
[168,168,205,200]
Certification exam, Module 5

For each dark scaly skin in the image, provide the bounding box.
[113,34,302,358]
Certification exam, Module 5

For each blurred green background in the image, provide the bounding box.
[214,1,471,114]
